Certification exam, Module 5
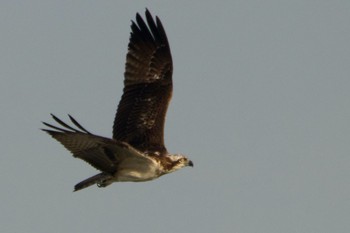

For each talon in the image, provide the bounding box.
[97,180,106,188]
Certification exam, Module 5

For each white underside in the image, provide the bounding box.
[102,141,165,182]
[113,155,162,182]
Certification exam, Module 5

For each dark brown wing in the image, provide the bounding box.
[42,114,117,173]
[113,9,173,155]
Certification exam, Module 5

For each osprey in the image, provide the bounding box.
[42,9,193,192]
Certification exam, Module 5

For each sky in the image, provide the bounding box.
[1,1,350,233]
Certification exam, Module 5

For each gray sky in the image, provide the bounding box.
[1,1,350,233]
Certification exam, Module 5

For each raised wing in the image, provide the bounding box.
[42,114,149,173]
[113,9,173,155]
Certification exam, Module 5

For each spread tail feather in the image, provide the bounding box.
[74,172,113,192]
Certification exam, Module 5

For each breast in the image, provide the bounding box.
[115,156,161,182]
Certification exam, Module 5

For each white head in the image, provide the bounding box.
[166,154,193,173]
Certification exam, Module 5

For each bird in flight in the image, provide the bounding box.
[42,9,193,192]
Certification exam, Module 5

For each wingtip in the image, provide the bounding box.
[40,127,48,132]
[41,122,52,131]
[145,7,153,19]
[135,11,142,21]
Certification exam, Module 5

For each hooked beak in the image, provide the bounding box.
[188,160,194,167]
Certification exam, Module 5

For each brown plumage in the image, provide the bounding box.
[113,9,173,155]
[42,9,193,192]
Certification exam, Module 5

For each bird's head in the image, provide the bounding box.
[166,154,193,173]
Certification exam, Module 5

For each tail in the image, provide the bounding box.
[74,172,113,192]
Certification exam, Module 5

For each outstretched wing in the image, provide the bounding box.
[42,114,139,173]
[113,9,173,156]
